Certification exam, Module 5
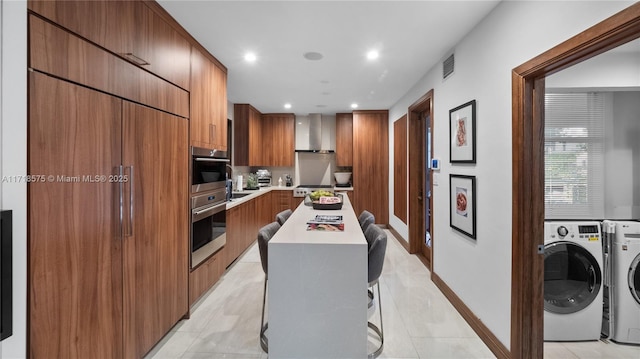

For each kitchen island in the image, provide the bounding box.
[268,193,368,358]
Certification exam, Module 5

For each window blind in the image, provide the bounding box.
[544,92,605,219]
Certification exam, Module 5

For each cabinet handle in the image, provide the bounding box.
[122,53,150,66]
[210,124,216,144]
[118,165,124,237]
[125,166,134,237]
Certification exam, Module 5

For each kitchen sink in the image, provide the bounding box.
[231,192,251,199]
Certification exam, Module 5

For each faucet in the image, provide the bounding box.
[226,164,233,181]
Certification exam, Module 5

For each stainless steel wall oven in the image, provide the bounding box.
[191,147,228,268]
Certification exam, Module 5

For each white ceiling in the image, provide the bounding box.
[158,0,501,115]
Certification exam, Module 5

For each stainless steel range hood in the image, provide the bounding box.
[294,114,336,153]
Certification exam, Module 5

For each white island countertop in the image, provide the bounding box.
[268,194,368,359]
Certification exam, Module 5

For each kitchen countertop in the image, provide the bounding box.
[267,193,367,358]
[226,186,353,209]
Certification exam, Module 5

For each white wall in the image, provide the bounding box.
[387,0,635,349]
[1,0,26,358]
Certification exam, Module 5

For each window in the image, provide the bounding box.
[544,92,605,219]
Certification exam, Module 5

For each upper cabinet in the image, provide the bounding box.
[262,114,295,167]
[336,113,353,167]
[191,47,228,150]
[234,104,263,166]
[28,0,191,90]
[234,105,294,166]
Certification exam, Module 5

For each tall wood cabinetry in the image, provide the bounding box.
[29,72,189,359]
[336,113,354,167]
[27,2,196,357]
[191,47,228,150]
[352,110,389,224]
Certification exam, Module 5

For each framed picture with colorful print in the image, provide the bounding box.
[450,174,476,239]
[449,100,476,163]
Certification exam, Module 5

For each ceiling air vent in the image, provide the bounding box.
[443,53,455,79]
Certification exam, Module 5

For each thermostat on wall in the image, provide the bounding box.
[431,158,440,170]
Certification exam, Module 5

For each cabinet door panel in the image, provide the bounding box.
[353,110,389,223]
[122,101,189,358]
[28,72,123,359]
[336,113,353,167]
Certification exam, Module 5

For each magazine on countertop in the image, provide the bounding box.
[307,215,343,224]
[306,223,344,231]
[306,215,344,231]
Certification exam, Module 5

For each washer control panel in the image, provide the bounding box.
[545,222,601,242]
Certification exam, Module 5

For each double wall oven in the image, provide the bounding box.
[191,147,228,269]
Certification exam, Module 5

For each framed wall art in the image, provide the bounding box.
[450,174,476,239]
[449,100,476,163]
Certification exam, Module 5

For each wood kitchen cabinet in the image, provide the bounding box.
[336,113,354,167]
[28,0,192,90]
[234,106,295,166]
[29,72,189,359]
[352,110,389,224]
[261,114,295,166]
[191,47,228,150]
[189,249,224,306]
[234,104,263,166]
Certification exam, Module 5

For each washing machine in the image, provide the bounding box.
[608,220,640,345]
[544,221,603,341]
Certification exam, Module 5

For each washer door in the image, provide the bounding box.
[629,253,640,305]
[544,241,602,314]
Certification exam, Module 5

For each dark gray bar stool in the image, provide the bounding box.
[365,224,387,358]
[275,209,292,226]
[257,221,281,353]
[358,210,375,232]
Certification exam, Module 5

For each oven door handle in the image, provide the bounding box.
[192,202,226,222]
[194,158,230,163]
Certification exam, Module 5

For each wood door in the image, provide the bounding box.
[28,72,123,359]
[408,90,433,268]
[336,113,353,167]
[352,110,389,224]
[122,101,189,358]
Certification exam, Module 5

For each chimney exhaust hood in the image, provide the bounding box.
[294,114,336,153]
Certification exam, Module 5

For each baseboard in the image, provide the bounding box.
[432,273,511,359]
[386,223,410,252]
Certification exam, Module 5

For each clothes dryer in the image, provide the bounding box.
[609,220,640,345]
[544,221,603,341]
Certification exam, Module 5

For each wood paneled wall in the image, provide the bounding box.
[393,115,407,224]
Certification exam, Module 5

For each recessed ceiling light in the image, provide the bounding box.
[244,52,257,62]
[316,104,327,108]
[366,50,379,60]
[351,103,358,109]
[303,52,324,61]
[284,103,292,109]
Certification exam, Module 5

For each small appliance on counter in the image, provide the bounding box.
[334,172,352,188]
[285,174,293,187]
[256,169,272,187]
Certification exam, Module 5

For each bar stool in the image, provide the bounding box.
[275,209,292,226]
[365,224,387,358]
[358,210,375,233]
[257,221,281,353]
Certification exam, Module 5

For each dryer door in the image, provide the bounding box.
[629,253,640,305]
[544,241,602,314]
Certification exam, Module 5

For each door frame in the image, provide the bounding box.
[408,90,434,269]
[511,3,640,358]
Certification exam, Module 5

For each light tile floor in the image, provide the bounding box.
[145,230,640,359]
